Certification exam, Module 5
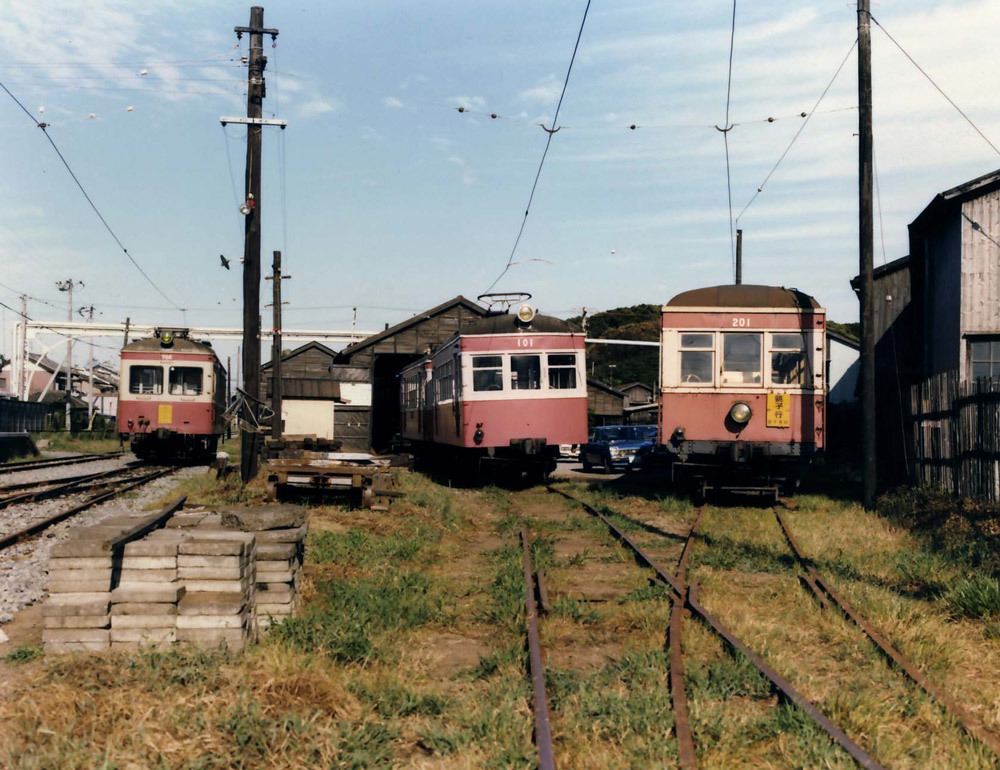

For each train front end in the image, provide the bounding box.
[117,329,227,462]
[658,285,826,496]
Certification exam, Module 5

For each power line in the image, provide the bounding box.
[0,80,185,311]
[736,38,857,223]
[871,15,1000,157]
[483,0,593,295]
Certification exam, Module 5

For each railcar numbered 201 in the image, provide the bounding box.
[117,329,227,462]
[657,285,826,496]
[399,303,588,479]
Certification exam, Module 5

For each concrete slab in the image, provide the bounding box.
[256,570,294,583]
[111,615,177,629]
[183,578,251,593]
[119,569,177,583]
[121,556,177,569]
[124,539,181,557]
[178,592,246,616]
[48,579,112,593]
[218,504,308,532]
[47,568,113,583]
[254,525,307,543]
[47,556,114,570]
[111,584,185,604]
[177,613,248,629]
[42,593,110,617]
[177,555,247,569]
[110,628,176,644]
[45,640,110,653]
[257,543,297,559]
[42,614,110,629]
[178,566,249,580]
[111,602,177,616]
[42,628,110,643]
[179,540,248,556]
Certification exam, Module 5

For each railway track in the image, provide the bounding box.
[0,466,174,552]
[0,461,146,510]
[514,486,886,770]
[0,451,127,474]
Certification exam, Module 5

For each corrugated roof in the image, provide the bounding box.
[910,167,1000,231]
[666,284,820,309]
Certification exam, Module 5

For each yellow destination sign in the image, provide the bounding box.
[158,404,173,424]
[766,392,790,428]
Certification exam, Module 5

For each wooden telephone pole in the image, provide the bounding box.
[858,0,876,508]
[230,6,279,483]
[266,250,289,440]
[735,229,743,285]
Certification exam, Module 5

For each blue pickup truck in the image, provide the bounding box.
[581,425,658,473]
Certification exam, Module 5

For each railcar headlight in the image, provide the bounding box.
[516,304,536,324]
[161,332,174,347]
[729,402,752,424]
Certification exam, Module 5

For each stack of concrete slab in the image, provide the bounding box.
[41,497,189,654]
[218,505,308,629]
[42,541,114,652]
[109,537,186,650]
[176,531,257,651]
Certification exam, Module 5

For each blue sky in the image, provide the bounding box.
[2,0,1000,370]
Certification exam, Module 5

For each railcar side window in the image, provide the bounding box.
[168,367,203,396]
[402,375,420,409]
[129,366,163,395]
[510,355,541,390]
[970,339,1000,380]
[548,353,577,389]
[721,333,762,385]
[472,356,503,391]
[434,360,455,402]
[770,333,810,385]
[680,333,714,386]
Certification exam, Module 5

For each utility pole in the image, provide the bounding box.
[56,279,82,432]
[18,295,27,399]
[123,316,131,348]
[231,6,279,483]
[265,250,289,440]
[735,229,743,285]
[858,0,876,508]
[226,355,232,440]
[79,305,97,427]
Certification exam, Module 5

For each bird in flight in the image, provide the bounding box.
[220,254,231,270]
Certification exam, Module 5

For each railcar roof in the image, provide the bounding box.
[122,336,215,354]
[666,284,820,309]
[460,313,580,335]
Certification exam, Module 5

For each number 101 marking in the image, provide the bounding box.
[731,317,751,327]
[517,337,534,347]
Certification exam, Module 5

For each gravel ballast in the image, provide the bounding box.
[0,466,204,625]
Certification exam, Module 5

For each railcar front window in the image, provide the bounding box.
[472,356,503,391]
[770,333,810,386]
[168,367,203,396]
[722,333,762,385]
[548,353,577,389]
[129,366,162,395]
[511,355,541,390]
[680,333,714,386]
[970,339,1000,380]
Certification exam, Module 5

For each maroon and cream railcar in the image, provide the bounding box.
[658,285,826,496]
[399,305,588,478]
[117,329,227,462]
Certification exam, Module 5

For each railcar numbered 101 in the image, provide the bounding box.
[399,302,588,479]
[658,284,826,497]
[117,328,227,462]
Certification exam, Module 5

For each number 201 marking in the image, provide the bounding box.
[731,317,751,327]
[517,337,534,347]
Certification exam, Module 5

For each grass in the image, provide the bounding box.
[34,433,123,455]
[4,472,1000,767]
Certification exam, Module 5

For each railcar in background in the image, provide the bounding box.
[657,285,826,498]
[117,329,227,462]
[399,300,588,480]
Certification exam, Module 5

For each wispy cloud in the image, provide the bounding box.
[519,75,561,103]
[447,155,476,185]
[381,96,403,109]
[297,98,341,118]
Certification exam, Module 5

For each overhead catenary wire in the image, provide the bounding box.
[870,15,1000,158]
[483,0,592,295]
[736,38,857,223]
[0,81,186,312]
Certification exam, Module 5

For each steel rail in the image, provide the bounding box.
[0,451,127,473]
[670,509,703,770]
[775,511,1000,758]
[520,524,556,770]
[0,468,172,551]
[546,486,884,770]
[0,461,144,510]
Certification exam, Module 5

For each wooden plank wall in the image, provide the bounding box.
[909,369,1000,501]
